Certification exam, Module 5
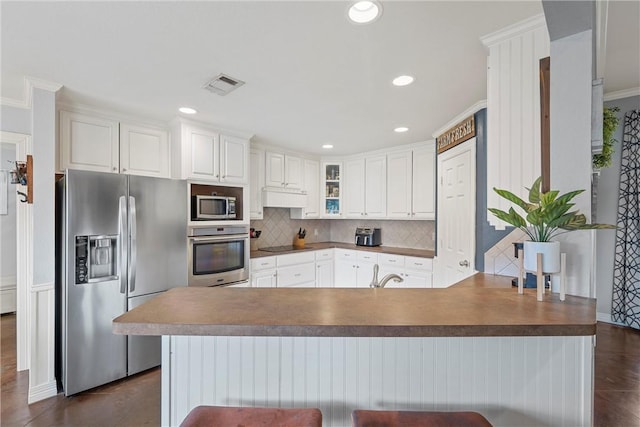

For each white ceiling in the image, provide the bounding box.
[1,1,638,156]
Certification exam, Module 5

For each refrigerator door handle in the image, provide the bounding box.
[118,196,127,294]
[129,196,137,293]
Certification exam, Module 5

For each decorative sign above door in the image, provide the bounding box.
[436,115,475,154]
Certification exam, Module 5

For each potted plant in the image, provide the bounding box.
[593,106,620,169]
[489,177,615,272]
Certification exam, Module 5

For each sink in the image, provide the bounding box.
[260,245,313,253]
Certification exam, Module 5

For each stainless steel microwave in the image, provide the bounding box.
[192,195,236,220]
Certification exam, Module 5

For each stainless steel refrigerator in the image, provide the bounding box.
[56,169,187,396]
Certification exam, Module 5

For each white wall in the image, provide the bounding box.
[550,30,594,298]
[596,95,640,319]
[0,105,31,135]
[0,143,17,283]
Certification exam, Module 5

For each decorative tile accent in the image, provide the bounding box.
[250,208,435,250]
[484,228,528,276]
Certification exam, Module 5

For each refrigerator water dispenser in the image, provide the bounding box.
[75,235,118,284]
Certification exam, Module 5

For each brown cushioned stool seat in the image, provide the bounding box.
[351,410,492,427]
[180,405,322,427]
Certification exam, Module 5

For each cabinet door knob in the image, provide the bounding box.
[407,213,411,216]
[122,168,127,172]
[223,175,226,178]
[113,167,117,172]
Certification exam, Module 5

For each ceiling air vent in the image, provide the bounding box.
[203,73,245,96]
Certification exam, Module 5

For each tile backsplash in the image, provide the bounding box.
[250,208,435,250]
[484,228,528,277]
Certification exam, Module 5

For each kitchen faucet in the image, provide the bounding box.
[369,264,404,288]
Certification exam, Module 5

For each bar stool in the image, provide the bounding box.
[179,405,323,427]
[351,409,492,427]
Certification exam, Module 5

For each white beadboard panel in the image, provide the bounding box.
[165,335,593,427]
[485,21,550,229]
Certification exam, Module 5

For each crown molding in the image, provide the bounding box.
[432,100,487,138]
[481,14,547,47]
[604,87,640,102]
[0,76,62,110]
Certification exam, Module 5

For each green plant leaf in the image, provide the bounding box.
[555,190,584,205]
[540,190,559,207]
[493,188,531,212]
[527,176,542,204]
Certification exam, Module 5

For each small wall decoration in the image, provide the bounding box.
[6,155,33,204]
[436,115,476,154]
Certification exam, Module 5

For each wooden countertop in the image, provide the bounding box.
[251,242,435,259]
[113,273,595,338]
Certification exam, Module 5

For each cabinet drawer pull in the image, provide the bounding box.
[261,262,269,266]
[414,263,423,266]
[389,260,396,263]
[294,273,301,277]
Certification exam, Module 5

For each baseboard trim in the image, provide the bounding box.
[28,380,58,404]
[597,312,625,326]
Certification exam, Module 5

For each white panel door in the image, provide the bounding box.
[386,150,413,218]
[412,143,436,219]
[60,110,119,173]
[249,149,265,219]
[284,155,303,189]
[251,270,276,288]
[334,259,357,288]
[189,128,219,180]
[344,158,365,218]
[437,140,475,288]
[119,123,170,177]
[365,155,387,217]
[265,152,285,187]
[316,259,334,288]
[302,159,320,218]
[220,135,248,184]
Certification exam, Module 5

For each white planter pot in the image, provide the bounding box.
[523,241,561,273]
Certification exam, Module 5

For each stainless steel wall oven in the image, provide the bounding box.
[187,225,249,287]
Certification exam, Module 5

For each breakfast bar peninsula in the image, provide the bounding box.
[113,274,596,427]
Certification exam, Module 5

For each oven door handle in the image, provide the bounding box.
[188,235,248,243]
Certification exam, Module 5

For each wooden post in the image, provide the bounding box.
[518,249,524,294]
[26,155,33,204]
[540,57,551,193]
[536,253,544,302]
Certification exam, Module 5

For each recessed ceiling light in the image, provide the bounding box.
[394,127,409,133]
[348,1,382,24]
[392,75,415,86]
[179,107,197,114]
[322,144,334,149]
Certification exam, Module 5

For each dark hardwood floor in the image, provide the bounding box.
[2,313,639,426]
[1,314,160,426]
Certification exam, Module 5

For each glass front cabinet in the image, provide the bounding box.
[323,162,342,217]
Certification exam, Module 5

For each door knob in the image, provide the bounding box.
[459,260,469,267]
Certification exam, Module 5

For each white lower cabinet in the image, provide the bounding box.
[276,252,315,287]
[227,281,251,288]
[251,249,432,289]
[334,249,377,288]
[315,249,334,288]
[250,257,277,288]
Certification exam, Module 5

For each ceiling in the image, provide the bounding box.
[1,1,638,156]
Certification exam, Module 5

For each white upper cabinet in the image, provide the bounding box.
[220,134,249,184]
[249,148,265,220]
[291,158,320,219]
[411,144,436,219]
[61,110,171,178]
[173,120,249,184]
[386,143,435,220]
[265,152,302,189]
[344,158,365,217]
[119,123,170,177]
[344,156,386,218]
[364,155,386,217]
[386,150,413,218]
